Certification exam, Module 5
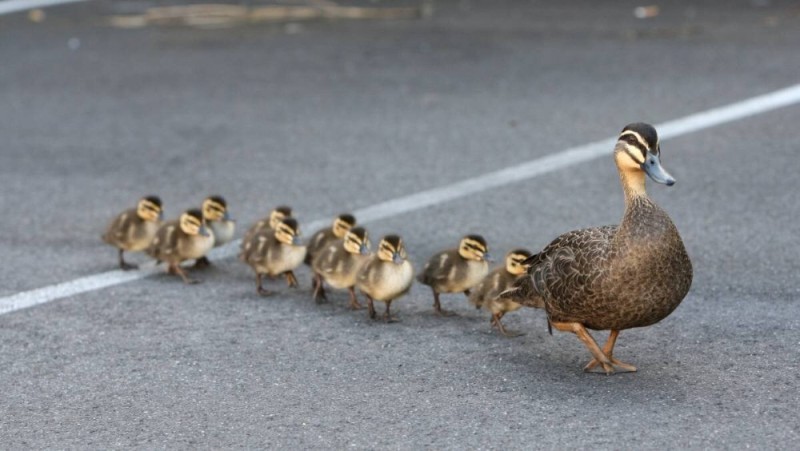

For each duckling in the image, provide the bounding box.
[146,209,214,284]
[101,195,163,270]
[195,195,235,268]
[417,235,491,316]
[507,123,692,374]
[304,213,357,266]
[241,205,292,244]
[356,235,414,323]
[241,218,307,296]
[311,226,371,309]
[469,249,534,337]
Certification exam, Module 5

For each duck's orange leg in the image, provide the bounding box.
[583,330,637,374]
[551,321,616,375]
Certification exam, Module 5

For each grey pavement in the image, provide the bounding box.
[1,0,799,448]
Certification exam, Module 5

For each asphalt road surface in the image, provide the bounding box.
[1,0,799,448]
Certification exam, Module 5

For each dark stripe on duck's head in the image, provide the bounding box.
[206,195,226,207]
[143,195,162,207]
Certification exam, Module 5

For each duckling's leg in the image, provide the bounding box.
[550,321,615,375]
[348,287,362,310]
[256,274,273,296]
[492,312,524,338]
[583,330,637,373]
[432,290,456,317]
[463,289,471,298]
[170,263,201,285]
[284,271,299,288]
[384,300,398,323]
[193,256,211,268]
[313,274,327,304]
[367,295,376,320]
[118,250,138,271]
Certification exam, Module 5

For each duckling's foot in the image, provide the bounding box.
[193,256,211,268]
[383,302,399,323]
[257,287,274,297]
[348,287,363,310]
[432,291,457,317]
[491,313,525,337]
[118,250,138,270]
[284,271,299,288]
[312,274,328,303]
[120,261,139,271]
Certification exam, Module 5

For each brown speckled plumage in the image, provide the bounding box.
[508,122,693,373]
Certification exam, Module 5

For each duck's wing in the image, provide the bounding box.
[506,226,617,310]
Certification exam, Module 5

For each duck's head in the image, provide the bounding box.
[332,213,357,238]
[274,217,302,246]
[202,195,231,222]
[179,209,210,237]
[136,195,163,222]
[269,205,293,229]
[458,235,492,262]
[377,234,407,265]
[505,249,532,275]
[614,123,675,186]
[343,226,370,255]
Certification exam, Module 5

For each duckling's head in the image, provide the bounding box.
[269,205,293,229]
[274,217,302,246]
[377,234,407,264]
[614,123,675,186]
[505,249,533,275]
[202,195,231,222]
[458,235,491,262]
[343,226,370,255]
[179,209,210,237]
[332,213,357,238]
[136,195,163,222]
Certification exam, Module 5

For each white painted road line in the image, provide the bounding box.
[0,0,86,15]
[2,83,800,316]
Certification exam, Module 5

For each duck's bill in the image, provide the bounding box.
[199,226,210,237]
[483,252,495,263]
[292,236,302,245]
[641,152,676,186]
[359,244,370,255]
[392,253,404,264]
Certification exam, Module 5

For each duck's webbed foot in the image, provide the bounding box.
[551,321,619,375]
[194,256,211,268]
[583,330,637,373]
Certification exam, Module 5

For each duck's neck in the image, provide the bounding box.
[619,167,648,208]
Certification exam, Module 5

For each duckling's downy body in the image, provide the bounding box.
[102,196,163,270]
[312,226,371,309]
[418,235,491,316]
[147,209,214,284]
[470,249,534,336]
[241,218,306,295]
[304,214,356,266]
[195,195,235,268]
[510,123,692,374]
[357,235,414,322]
